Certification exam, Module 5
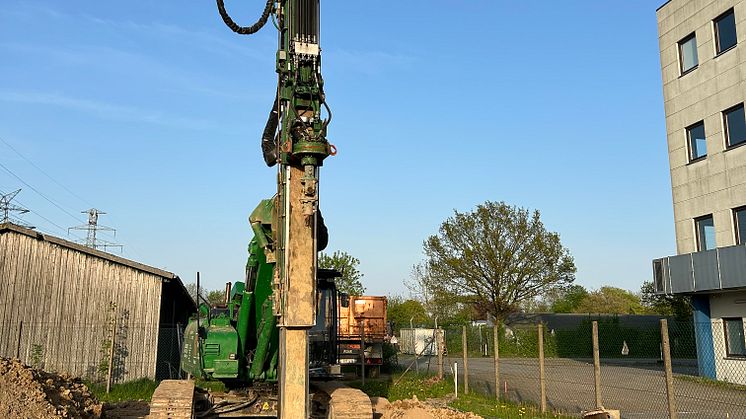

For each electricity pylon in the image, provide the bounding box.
[0,189,34,229]
[68,208,122,253]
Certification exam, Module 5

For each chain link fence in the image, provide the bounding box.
[2,321,186,385]
[401,318,746,418]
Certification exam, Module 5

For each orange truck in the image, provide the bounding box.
[337,296,388,376]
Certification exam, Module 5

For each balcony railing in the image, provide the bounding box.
[653,244,746,294]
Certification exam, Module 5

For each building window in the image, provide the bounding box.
[715,9,737,54]
[723,318,746,357]
[679,33,699,74]
[695,215,716,251]
[724,104,746,148]
[734,206,746,245]
[686,121,707,161]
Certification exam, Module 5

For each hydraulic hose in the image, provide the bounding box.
[216,0,274,35]
[261,93,280,167]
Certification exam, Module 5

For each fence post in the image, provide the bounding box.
[538,323,547,413]
[414,327,419,374]
[661,319,678,419]
[462,325,469,395]
[493,323,500,400]
[437,329,444,379]
[592,320,602,408]
[360,320,366,385]
[454,362,458,398]
[106,314,118,393]
[16,321,23,359]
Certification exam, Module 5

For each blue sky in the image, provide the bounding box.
[0,1,672,296]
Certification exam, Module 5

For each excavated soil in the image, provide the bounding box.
[0,358,102,418]
[380,395,483,419]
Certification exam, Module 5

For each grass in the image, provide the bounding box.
[85,377,228,404]
[350,373,575,419]
[676,374,746,391]
[450,393,575,419]
[195,378,228,393]
[349,373,453,401]
[86,378,159,403]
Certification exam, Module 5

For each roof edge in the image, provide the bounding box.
[0,222,177,280]
[657,0,673,12]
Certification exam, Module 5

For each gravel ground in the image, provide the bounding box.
[381,395,483,419]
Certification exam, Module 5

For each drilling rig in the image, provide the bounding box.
[149,1,372,418]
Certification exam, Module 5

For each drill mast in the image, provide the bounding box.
[217,1,331,417]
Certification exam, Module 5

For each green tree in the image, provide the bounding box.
[207,290,227,307]
[387,296,429,332]
[640,281,692,320]
[185,283,207,305]
[421,201,576,321]
[575,286,647,314]
[551,285,589,313]
[319,250,366,295]
[407,263,465,324]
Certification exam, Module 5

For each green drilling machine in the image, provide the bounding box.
[179,200,339,383]
[149,1,372,417]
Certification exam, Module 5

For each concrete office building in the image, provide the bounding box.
[654,0,746,384]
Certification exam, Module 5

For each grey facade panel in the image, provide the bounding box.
[669,254,694,293]
[718,245,746,289]
[653,258,668,293]
[693,250,719,291]
[655,245,746,294]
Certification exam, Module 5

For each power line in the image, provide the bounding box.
[0,136,94,207]
[0,139,119,243]
[0,139,142,259]
[0,189,34,229]
[0,186,84,240]
[0,160,86,224]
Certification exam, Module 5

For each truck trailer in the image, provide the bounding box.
[337,296,388,377]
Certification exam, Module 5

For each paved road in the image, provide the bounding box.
[400,356,746,419]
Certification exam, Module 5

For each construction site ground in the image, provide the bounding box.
[0,357,488,418]
[0,358,102,418]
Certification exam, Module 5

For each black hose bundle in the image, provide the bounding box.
[261,93,280,167]
[216,0,274,35]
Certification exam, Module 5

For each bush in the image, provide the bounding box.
[382,342,401,373]
[444,317,697,360]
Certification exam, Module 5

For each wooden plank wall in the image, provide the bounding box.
[0,231,163,382]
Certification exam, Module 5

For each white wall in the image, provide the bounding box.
[709,291,746,384]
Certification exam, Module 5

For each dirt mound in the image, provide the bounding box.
[381,395,482,419]
[0,357,102,418]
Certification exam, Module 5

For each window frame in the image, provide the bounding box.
[723,318,746,358]
[733,206,746,245]
[714,8,737,56]
[695,214,716,251]
[686,121,707,162]
[678,32,699,75]
[723,103,746,149]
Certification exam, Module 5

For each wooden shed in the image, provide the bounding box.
[0,223,196,382]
